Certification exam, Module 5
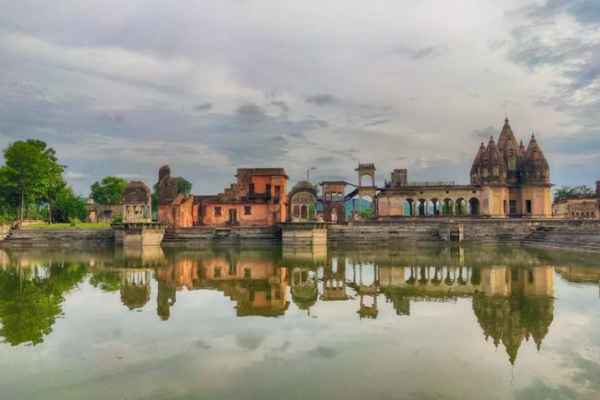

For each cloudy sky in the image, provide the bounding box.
[0,0,599,195]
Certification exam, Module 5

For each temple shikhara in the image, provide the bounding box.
[378,118,552,218]
[154,117,558,228]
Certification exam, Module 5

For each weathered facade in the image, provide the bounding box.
[122,181,152,223]
[86,200,122,223]
[288,180,319,222]
[197,168,288,227]
[377,118,552,218]
[553,181,600,219]
[157,165,196,228]
[320,181,348,223]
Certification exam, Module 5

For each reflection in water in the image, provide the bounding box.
[0,244,598,370]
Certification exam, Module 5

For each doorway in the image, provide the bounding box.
[228,209,238,225]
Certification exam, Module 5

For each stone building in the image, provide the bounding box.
[377,118,552,218]
[156,165,196,228]
[197,168,288,226]
[287,180,319,222]
[122,181,152,223]
[552,181,600,219]
[86,199,122,223]
[320,181,349,223]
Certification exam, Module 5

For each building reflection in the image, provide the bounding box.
[0,244,593,366]
[154,249,289,319]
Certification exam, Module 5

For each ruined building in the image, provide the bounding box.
[377,118,552,218]
[157,165,195,228]
[122,181,152,223]
[197,168,288,226]
[552,181,600,219]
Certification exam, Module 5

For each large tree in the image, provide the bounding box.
[2,140,64,221]
[90,176,128,205]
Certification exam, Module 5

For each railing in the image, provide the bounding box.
[405,181,456,187]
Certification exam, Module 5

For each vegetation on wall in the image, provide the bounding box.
[554,186,595,202]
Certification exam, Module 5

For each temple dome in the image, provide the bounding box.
[522,134,550,185]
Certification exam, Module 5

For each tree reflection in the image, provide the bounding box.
[0,262,86,346]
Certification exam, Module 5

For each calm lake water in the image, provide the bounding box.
[0,244,599,400]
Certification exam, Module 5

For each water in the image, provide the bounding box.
[0,244,599,400]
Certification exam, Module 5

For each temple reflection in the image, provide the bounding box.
[0,244,596,367]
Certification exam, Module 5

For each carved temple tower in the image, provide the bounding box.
[470,118,552,217]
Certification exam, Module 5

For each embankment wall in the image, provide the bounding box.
[1,229,114,248]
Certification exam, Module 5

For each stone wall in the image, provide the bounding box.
[327,218,600,251]
[1,228,114,248]
[162,226,281,247]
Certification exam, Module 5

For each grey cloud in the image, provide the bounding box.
[521,0,600,26]
[270,100,289,113]
[364,119,389,127]
[194,102,212,111]
[306,93,338,106]
[471,126,497,141]
[392,45,442,60]
[236,103,267,122]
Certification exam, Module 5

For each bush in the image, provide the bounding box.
[69,218,81,227]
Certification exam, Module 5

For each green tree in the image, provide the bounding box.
[2,140,63,221]
[90,176,128,205]
[175,177,192,195]
[51,187,88,223]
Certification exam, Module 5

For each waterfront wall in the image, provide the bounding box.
[1,228,114,248]
[161,226,281,247]
[0,219,599,251]
[327,218,600,251]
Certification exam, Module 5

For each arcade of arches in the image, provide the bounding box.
[377,187,483,217]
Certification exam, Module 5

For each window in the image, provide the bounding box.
[266,184,272,199]
[244,206,252,215]
[526,200,532,214]
[274,185,281,203]
[249,183,255,194]
[293,205,300,218]
[215,206,222,217]
[244,268,251,279]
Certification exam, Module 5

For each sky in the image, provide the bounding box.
[0,0,599,195]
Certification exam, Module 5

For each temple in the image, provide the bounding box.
[377,118,552,218]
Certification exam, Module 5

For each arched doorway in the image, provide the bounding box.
[469,198,480,216]
[418,199,427,216]
[456,198,467,216]
[443,198,454,216]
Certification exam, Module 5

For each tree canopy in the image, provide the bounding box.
[0,140,69,222]
[90,176,128,205]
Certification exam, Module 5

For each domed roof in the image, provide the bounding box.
[123,181,152,204]
[293,180,316,190]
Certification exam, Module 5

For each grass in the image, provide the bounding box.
[22,222,112,230]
